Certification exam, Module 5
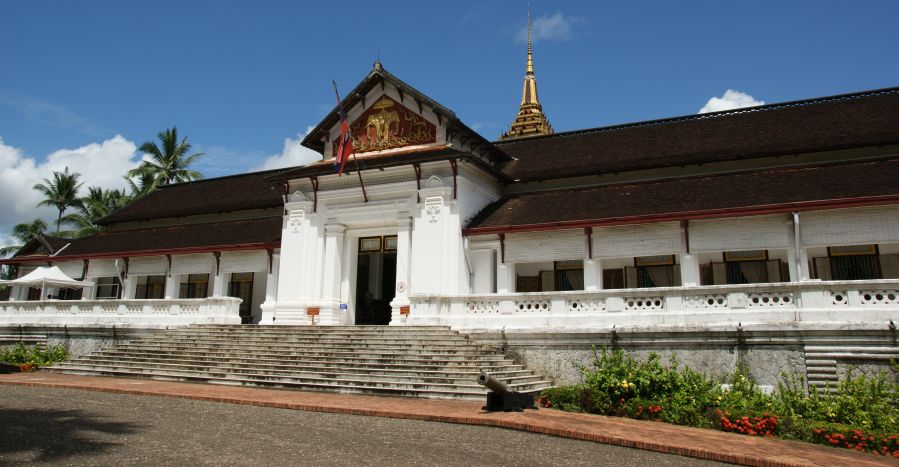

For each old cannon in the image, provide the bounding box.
[478,372,536,412]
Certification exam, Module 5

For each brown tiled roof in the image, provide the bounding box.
[11,235,71,259]
[466,158,899,233]
[97,169,287,225]
[25,216,283,260]
[497,87,899,182]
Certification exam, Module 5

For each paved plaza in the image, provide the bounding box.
[0,374,894,466]
[0,385,722,466]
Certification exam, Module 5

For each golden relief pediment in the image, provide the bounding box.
[332,95,436,157]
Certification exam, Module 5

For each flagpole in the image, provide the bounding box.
[352,153,368,203]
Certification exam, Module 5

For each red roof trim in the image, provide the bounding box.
[462,195,899,236]
[0,242,280,265]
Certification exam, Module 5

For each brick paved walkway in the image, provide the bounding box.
[0,373,892,467]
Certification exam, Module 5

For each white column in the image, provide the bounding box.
[211,273,226,297]
[390,217,413,323]
[787,212,810,282]
[470,249,496,294]
[123,275,138,299]
[164,274,179,299]
[497,259,515,293]
[787,248,811,282]
[583,258,603,291]
[320,223,346,324]
[9,285,22,301]
[679,254,701,287]
[273,193,322,324]
[81,279,97,300]
[260,252,280,324]
[409,182,465,295]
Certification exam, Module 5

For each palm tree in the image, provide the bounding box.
[124,171,157,200]
[33,167,83,234]
[128,127,204,189]
[0,219,49,257]
[62,186,130,238]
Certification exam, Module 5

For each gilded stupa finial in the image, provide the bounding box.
[500,4,554,141]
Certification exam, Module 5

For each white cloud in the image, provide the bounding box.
[516,12,575,43]
[698,90,765,114]
[0,135,141,238]
[252,126,322,171]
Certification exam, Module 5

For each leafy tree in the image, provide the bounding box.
[0,219,49,257]
[33,167,83,234]
[62,186,130,238]
[124,171,157,200]
[1,219,48,281]
[128,127,204,189]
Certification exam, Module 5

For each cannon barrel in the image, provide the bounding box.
[478,372,509,394]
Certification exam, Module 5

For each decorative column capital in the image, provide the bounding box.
[325,223,347,235]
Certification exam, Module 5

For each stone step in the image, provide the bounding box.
[165,329,463,337]
[65,355,533,378]
[804,359,837,366]
[70,352,526,370]
[804,346,899,353]
[126,338,486,349]
[177,326,456,336]
[149,334,473,343]
[113,342,498,355]
[51,324,553,400]
[73,351,524,369]
[99,347,511,362]
[803,353,899,361]
[186,324,458,334]
[43,366,551,399]
[806,372,839,380]
[69,354,525,375]
[50,361,545,385]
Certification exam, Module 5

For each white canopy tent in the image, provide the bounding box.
[0,266,94,300]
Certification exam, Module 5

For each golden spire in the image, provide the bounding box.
[526,5,534,76]
[500,4,554,141]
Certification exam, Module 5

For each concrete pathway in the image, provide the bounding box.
[0,373,893,466]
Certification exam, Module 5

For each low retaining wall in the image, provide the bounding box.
[0,325,165,357]
[466,323,899,388]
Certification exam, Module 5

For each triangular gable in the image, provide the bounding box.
[302,62,511,166]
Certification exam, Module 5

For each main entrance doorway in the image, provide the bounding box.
[354,236,397,325]
[228,272,254,324]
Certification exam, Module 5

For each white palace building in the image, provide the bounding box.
[2,40,898,386]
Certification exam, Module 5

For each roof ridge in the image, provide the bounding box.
[494,86,899,145]
[510,156,899,197]
[158,167,289,189]
[90,215,284,236]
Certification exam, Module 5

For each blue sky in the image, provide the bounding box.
[1,1,898,239]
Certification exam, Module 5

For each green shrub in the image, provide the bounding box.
[774,369,898,434]
[542,347,720,427]
[539,347,898,456]
[538,385,590,412]
[0,342,69,367]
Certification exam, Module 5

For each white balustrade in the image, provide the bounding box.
[407,279,899,330]
[0,297,242,327]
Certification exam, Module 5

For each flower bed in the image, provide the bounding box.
[0,342,68,371]
[539,347,899,457]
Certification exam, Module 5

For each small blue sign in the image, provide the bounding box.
[339,303,348,310]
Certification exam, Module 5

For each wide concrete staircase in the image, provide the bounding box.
[45,325,552,400]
